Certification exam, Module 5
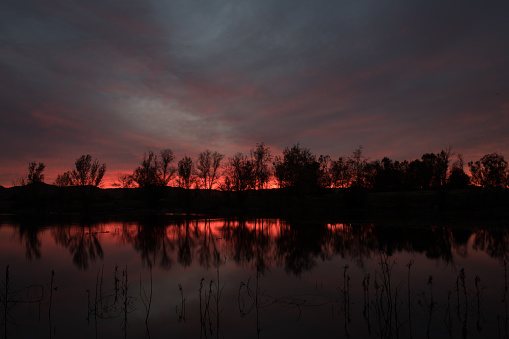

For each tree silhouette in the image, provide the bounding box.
[73,155,106,186]
[468,152,508,188]
[11,143,509,194]
[369,157,405,191]
[435,147,453,187]
[348,146,367,187]
[273,144,320,192]
[54,155,106,187]
[250,142,272,189]
[133,151,159,187]
[362,160,380,188]
[113,172,136,188]
[420,153,438,188]
[54,171,73,187]
[27,162,45,184]
[404,148,453,189]
[132,149,176,187]
[222,153,255,191]
[403,150,451,190]
[448,154,470,188]
[159,149,176,185]
[196,150,224,189]
[177,155,194,189]
[404,159,427,189]
[330,157,351,188]
[318,155,332,188]
[12,161,46,186]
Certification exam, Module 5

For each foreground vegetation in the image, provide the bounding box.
[3,219,509,338]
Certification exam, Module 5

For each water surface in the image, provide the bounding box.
[1,217,509,338]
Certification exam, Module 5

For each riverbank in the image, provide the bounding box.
[1,183,508,223]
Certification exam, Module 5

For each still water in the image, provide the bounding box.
[1,217,509,339]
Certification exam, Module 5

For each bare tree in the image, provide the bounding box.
[112,172,136,188]
[132,149,176,187]
[250,142,272,189]
[73,155,107,186]
[435,146,454,187]
[348,146,367,188]
[12,161,46,186]
[222,153,255,191]
[133,151,159,187]
[448,154,470,188]
[196,150,224,189]
[54,171,74,187]
[178,156,194,189]
[27,161,45,184]
[159,149,176,186]
[54,155,106,187]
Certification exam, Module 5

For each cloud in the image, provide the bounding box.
[1,0,509,186]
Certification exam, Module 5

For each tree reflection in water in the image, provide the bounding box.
[3,218,509,273]
[114,219,175,269]
[195,219,220,269]
[51,224,104,270]
[14,222,42,260]
[177,218,194,267]
[3,218,509,338]
[473,228,509,261]
[276,223,328,275]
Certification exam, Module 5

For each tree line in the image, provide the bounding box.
[11,143,509,191]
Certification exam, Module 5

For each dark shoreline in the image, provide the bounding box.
[1,183,508,224]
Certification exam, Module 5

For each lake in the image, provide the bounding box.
[1,217,509,338]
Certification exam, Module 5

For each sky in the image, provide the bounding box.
[1,1,508,187]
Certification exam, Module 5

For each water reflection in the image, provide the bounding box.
[12,221,42,260]
[3,218,509,273]
[52,225,104,270]
[2,218,509,338]
[473,228,509,260]
[115,220,174,269]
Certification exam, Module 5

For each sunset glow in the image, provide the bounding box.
[1,1,508,187]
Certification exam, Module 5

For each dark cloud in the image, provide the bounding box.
[1,0,508,185]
